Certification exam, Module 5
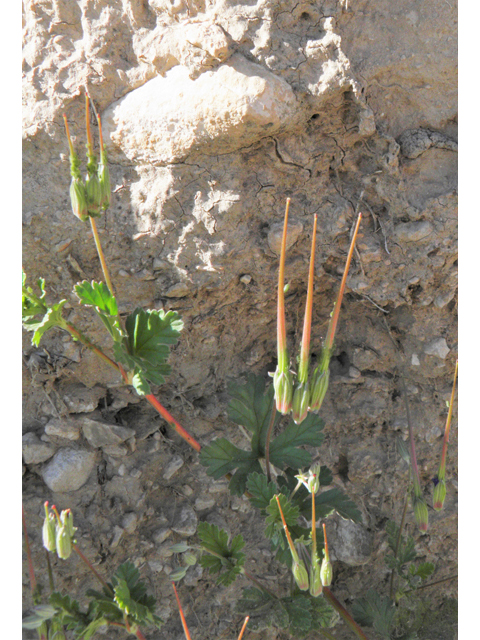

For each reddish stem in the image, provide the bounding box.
[145,394,201,452]
[172,582,193,640]
[325,213,362,350]
[277,199,291,370]
[439,359,458,477]
[63,114,75,157]
[22,505,37,594]
[322,587,371,640]
[237,616,250,640]
[298,215,317,382]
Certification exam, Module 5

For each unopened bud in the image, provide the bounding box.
[309,556,322,596]
[56,523,72,560]
[320,556,333,587]
[273,369,293,415]
[433,478,447,511]
[412,494,429,532]
[60,509,76,539]
[309,367,330,411]
[292,560,309,591]
[70,177,88,222]
[42,503,57,553]
[308,463,321,495]
[292,381,310,425]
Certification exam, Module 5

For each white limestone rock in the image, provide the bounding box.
[103,53,299,165]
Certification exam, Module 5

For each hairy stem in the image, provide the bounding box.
[277,198,290,371]
[322,587,371,640]
[172,582,193,640]
[89,216,115,296]
[298,214,317,382]
[325,213,362,350]
[389,495,409,601]
[72,544,113,596]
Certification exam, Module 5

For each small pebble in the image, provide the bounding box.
[240,274,252,284]
[424,338,450,359]
[41,448,97,492]
[122,512,139,534]
[22,433,56,465]
[165,282,190,298]
[45,418,81,441]
[153,528,172,545]
[267,219,303,255]
[195,496,215,510]
[171,505,198,537]
[163,455,184,480]
[110,526,124,549]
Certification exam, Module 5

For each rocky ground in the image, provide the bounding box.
[23,1,457,639]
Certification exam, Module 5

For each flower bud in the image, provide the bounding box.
[273,369,293,415]
[60,509,76,539]
[69,177,88,222]
[320,555,333,586]
[309,556,322,597]
[56,523,72,560]
[85,172,102,217]
[292,559,309,591]
[433,478,447,511]
[412,494,429,532]
[309,367,330,411]
[42,503,57,553]
[292,381,310,425]
[308,463,321,495]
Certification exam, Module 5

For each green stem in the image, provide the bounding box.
[45,550,55,593]
[264,401,277,482]
[65,321,119,369]
[325,213,362,350]
[89,216,115,296]
[322,587,372,640]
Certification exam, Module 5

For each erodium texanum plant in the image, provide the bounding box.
[23,93,457,640]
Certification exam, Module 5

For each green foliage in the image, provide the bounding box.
[200,374,325,495]
[197,522,246,587]
[22,273,68,346]
[236,587,338,636]
[114,307,183,395]
[75,280,122,341]
[385,521,418,573]
[351,589,396,639]
[264,493,300,541]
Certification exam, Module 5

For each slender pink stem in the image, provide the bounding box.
[172,582,193,640]
[298,215,317,382]
[438,360,458,478]
[322,588,371,640]
[323,523,329,561]
[63,114,75,157]
[237,616,250,640]
[275,495,299,563]
[325,213,362,350]
[72,544,113,595]
[145,394,201,452]
[277,199,290,370]
[85,92,94,155]
[22,505,37,594]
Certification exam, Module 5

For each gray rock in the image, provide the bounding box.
[394,221,433,243]
[122,512,139,534]
[163,455,185,480]
[44,418,81,441]
[22,432,56,465]
[41,448,97,492]
[194,496,215,511]
[267,218,304,255]
[424,338,450,359]
[171,505,198,537]
[332,519,373,566]
[105,476,143,508]
[77,416,136,448]
[153,528,172,545]
[165,282,191,298]
[62,384,105,413]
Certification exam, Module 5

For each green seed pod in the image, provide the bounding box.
[42,504,57,553]
[85,172,102,217]
[98,152,111,210]
[309,367,330,411]
[309,556,322,597]
[183,552,197,566]
[56,523,72,560]
[273,369,293,415]
[69,177,88,222]
[433,479,447,511]
[292,560,309,591]
[292,381,310,425]
[412,494,429,532]
[320,556,333,587]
